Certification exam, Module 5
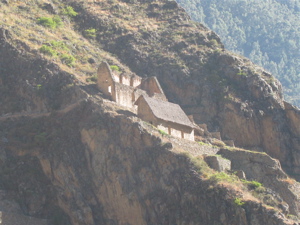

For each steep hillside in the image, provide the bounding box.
[0,0,300,224]
[176,0,300,106]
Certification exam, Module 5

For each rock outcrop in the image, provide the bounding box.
[0,98,296,224]
[72,0,300,180]
[0,0,300,224]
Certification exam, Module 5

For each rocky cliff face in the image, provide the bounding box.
[0,96,296,225]
[1,0,300,224]
[67,0,300,177]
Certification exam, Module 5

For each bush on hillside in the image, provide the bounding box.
[37,16,63,29]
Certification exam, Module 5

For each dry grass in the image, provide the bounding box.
[0,0,128,84]
[280,177,296,185]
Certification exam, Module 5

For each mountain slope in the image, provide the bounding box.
[0,0,300,224]
[176,0,300,106]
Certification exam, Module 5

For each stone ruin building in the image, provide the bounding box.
[97,62,195,141]
[135,95,195,141]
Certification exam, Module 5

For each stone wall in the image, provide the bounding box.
[114,83,135,108]
[120,74,130,86]
[136,97,194,141]
[182,129,194,141]
[152,92,168,101]
[112,73,120,83]
[131,76,142,87]
[136,98,157,124]
[133,89,147,103]
[97,62,168,109]
[97,62,115,98]
[140,77,166,100]
[161,120,194,141]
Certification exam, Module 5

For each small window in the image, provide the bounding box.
[168,127,171,135]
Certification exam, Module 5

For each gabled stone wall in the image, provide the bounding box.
[97,62,115,98]
[97,62,167,108]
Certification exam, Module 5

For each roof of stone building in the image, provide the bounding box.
[135,95,194,128]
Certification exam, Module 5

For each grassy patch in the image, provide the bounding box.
[242,179,262,189]
[60,54,76,67]
[234,197,245,206]
[40,45,57,57]
[180,153,214,177]
[36,84,43,90]
[210,139,225,147]
[198,141,211,146]
[110,65,121,72]
[37,16,63,29]
[209,171,238,184]
[83,28,97,39]
[158,129,168,136]
[242,180,280,209]
[48,41,69,51]
[86,75,97,83]
[39,40,76,67]
[62,6,78,17]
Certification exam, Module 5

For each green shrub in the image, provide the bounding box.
[242,180,262,189]
[209,172,238,184]
[53,16,63,27]
[209,39,219,47]
[60,54,75,67]
[62,6,78,17]
[158,129,168,136]
[210,139,226,147]
[36,84,42,90]
[39,45,57,56]
[37,16,63,29]
[83,28,97,38]
[49,41,69,51]
[234,197,245,206]
[110,65,120,72]
[86,75,97,83]
[198,141,210,146]
[188,155,214,177]
[37,17,56,29]
[237,70,247,76]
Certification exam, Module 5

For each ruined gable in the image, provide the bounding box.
[97,62,167,108]
[97,62,115,98]
[140,77,167,101]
